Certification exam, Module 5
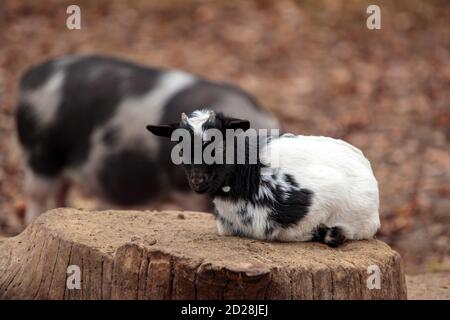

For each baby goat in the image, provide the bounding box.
[147,109,380,247]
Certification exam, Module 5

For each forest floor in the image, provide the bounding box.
[406,272,450,300]
[0,0,449,298]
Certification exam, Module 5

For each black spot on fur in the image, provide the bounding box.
[312,224,328,242]
[16,102,66,176]
[214,163,262,201]
[98,149,163,205]
[284,173,299,189]
[269,185,313,228]
[20,59,55,90]
[217,216,230,227]
[217,216,244,236]
[238,205,253,225]
[312,225,346,247]
[16,102,39,149]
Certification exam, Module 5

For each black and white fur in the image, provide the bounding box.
[16,55,279,224]
[148,109,380,247]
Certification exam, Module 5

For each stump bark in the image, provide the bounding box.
[0,208,407,299]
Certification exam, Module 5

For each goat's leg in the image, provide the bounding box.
[24,170,60,225]
[312,224,347,247]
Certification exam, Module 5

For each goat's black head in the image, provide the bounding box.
[147,109,250,194]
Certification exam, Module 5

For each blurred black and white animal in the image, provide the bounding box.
[147,109,380,247]
[15,55,279,224]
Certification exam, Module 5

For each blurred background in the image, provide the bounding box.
[0,0,449,284]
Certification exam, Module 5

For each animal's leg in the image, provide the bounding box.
[24,170,59,225]
[51,178,71,208]
[215,217,235,236]
[272,223,317,242]
[312,224,346,247]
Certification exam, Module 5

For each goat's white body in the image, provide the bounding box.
[214,134,380,241]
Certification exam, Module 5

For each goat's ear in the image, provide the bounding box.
[223,117,250,131]
[146,123,178,138]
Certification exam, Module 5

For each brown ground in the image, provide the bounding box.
[406,273,450,300]
[0,0,449,297]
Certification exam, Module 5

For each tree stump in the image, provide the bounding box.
[0,208,407,299]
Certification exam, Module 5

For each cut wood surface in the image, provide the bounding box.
[0,208,407,299]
